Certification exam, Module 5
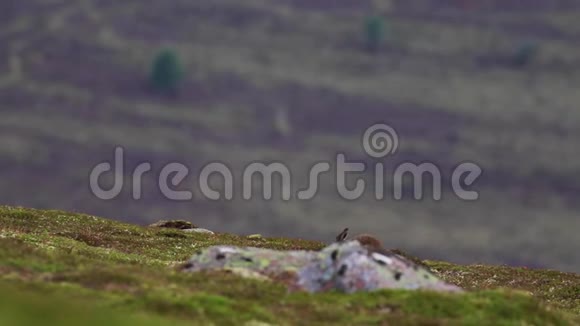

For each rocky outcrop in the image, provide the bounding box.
[183,241,462,293]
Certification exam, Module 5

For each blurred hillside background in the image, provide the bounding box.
[1,0,579,272]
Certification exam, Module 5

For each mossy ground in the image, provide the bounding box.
[0,206,578,325]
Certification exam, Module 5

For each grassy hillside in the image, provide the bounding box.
[0,0,579,272]
[0,206,578,325]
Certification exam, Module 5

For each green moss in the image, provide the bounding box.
[0,206,578,325]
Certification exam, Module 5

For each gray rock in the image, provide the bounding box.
[183,241,462,293]
[182,228,215,234]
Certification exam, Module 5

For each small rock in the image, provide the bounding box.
[246,234,263,240]
[182,228,214,235]
[148,220,195,230]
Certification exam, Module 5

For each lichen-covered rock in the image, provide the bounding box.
[298,241,462,293]
[184,246,315,277]
[183,241,462,293]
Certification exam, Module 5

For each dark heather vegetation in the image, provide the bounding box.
[0,206,578,325]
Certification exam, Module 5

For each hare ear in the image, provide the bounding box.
[336,228,349,242]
